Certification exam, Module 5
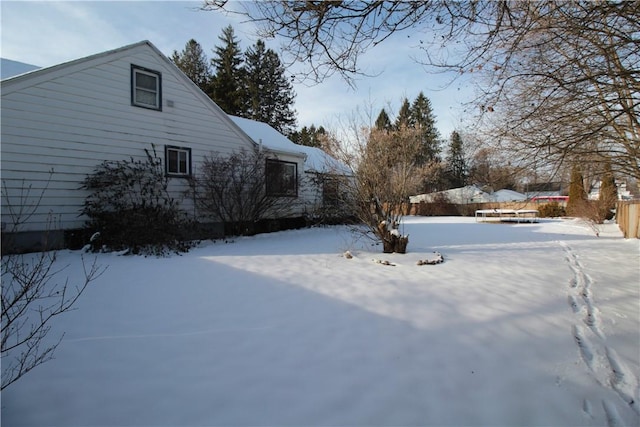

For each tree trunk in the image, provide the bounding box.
[382,232,409,254]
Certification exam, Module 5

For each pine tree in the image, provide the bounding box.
[566,164,587,217]
[170,39,212,93]
[375,109,392,131]
[446,131,467,188]
[395,98,412,129]
[411,92,441,164]
[290,125,326,147]
[210,25,244,115]
[242,39,297,135]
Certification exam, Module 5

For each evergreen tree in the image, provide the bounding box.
[411,92,441,164]
[290,125,326,147]
[395,98,412,129]
[445,131,467,188]
[170,39,212,93]
[566,164,587,216]
[210,25,244,115]
[374,109,392,131]
[242,39,297,135]
[599,160,617,220]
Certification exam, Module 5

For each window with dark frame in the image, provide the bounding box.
[266,159,297,196]
[131,65,162,110]
[165,145,191,177]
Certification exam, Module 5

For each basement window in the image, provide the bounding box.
[131,65,162,110]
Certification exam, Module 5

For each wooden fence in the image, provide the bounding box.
[616,201,640,238]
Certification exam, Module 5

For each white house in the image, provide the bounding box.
[0,41,311,251]
[229,115,352,217]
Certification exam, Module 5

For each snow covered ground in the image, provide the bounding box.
[2,216,639,426]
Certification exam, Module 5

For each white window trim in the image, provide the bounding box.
[165,145,191,177]
[131,65,162,110]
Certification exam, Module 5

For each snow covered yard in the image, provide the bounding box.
[2,216,639,426]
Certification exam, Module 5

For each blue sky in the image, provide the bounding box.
[1,1,474,137]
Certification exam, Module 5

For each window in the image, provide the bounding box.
[266,159,297,196]
[165,146,191,177]
[131,65,161,110]
[322,176,341,207]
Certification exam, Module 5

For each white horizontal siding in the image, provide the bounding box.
[1,43,258,233]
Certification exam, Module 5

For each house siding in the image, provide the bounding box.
[1,42,258,236]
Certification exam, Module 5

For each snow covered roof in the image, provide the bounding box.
[229,115,350,174]
[410,185,493,204]
[491,189,527,202]
[411,186,530,204]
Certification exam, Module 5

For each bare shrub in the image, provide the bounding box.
[81,146,193,255]
[1,178,105,390]
[191,147,300,235]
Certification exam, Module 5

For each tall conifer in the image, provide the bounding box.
[242,39,297,135]
[566,164,587,216]
[446,131,467,188]
[599,160,617,220]
[210,25,244,115]
[170,39,212,93]
[395,98,412,129]
[375,109,392,131]
[411,92,441,164]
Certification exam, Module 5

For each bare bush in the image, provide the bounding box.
[191,147,300,235]
[81,146,193,255]
[353,126,428,253]
[1,179,105,390]
[305,173,356,225]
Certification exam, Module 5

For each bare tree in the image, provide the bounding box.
[1,180,105,390]
[356,126,427,252]
[203,1,640,180]
[324,118,427,253]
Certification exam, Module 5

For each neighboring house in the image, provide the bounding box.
[0,41,310,252]
[491,189,527,202]
[410,185,494,204]
[588,179,634,201]
[523,182,565,200]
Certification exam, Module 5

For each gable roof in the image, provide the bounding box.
[1,41,162,89]
[0,41,345,171]
[229,116,349,174]
[1,40,260,150]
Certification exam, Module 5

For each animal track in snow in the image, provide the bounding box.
[561,242,602,338]
[568,295,580,313]
[606,347,640,414]
[560,241,640,423]
[572,325,594,369]
[602,399,625,427]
